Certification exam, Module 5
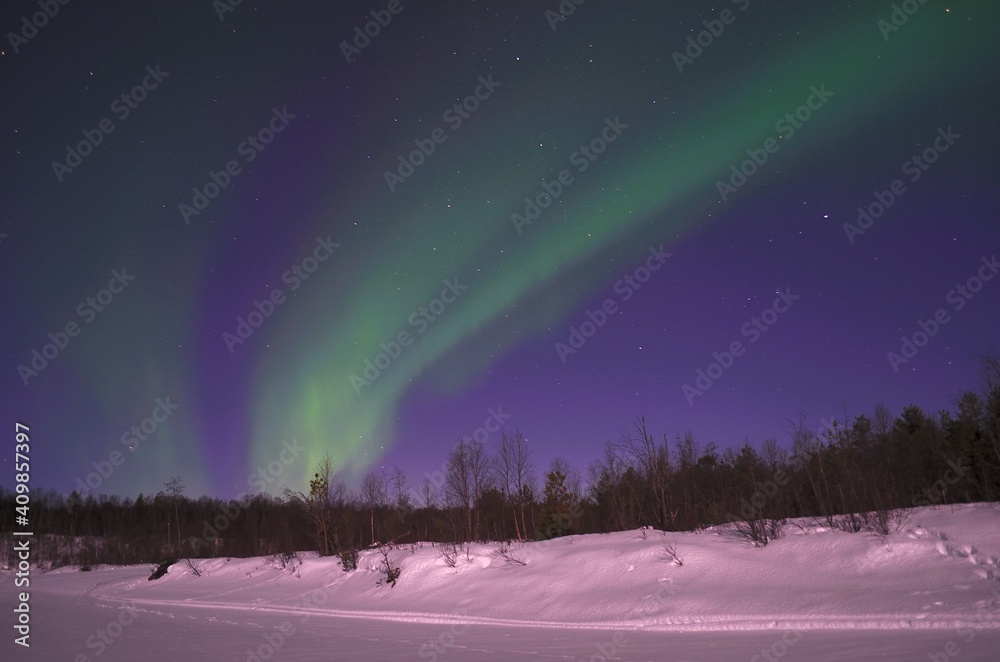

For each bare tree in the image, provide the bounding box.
[550,456,582,503]
[468,439,493,541]
[446,439,491,541]
[495,431,521,540]
[761,438,786,470]
[873,402,893,442]
[360,470,388,545]
[283,454,343,555]
[619,417,674,530]
[390,467,411,511]
[506,431,534,541]
[446,440,473,541]
[589,442,627,531]
[420,477,437,509]
[164,477,184,556]
[977,352,1000,475]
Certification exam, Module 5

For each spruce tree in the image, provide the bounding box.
[536,470,573,540]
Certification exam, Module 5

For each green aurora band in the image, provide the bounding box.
[250,5,997,487]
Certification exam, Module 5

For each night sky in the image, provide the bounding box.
[2,1,998,500]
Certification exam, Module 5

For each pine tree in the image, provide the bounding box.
[536,469,573,540]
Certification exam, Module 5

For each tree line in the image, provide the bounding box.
[2,355,998,566]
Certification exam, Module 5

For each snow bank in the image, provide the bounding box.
[81,503,1000,632]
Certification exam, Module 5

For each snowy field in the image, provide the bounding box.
[4,504,1000,661]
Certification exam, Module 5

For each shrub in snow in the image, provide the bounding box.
[827,512,865,533]
[661,539,683,566]
[730,516,783,547]
[375,544,400,587]
[267,551,302,572]
[148,559,175,580]
[493,541,526,566]
[339,548,358,572]
[439,543,472,568]
[863,507,911,540]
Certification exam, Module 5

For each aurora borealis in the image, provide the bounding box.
[3,1,998,499]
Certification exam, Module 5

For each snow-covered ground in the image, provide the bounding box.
[5,503,1000,660]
